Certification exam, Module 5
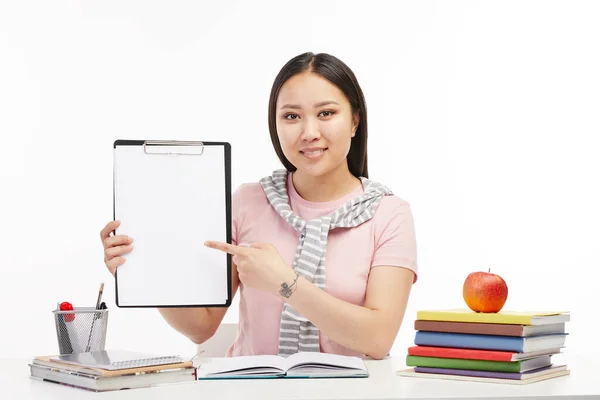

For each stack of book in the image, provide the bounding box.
[28,350,197,392]
[397,309,571,385]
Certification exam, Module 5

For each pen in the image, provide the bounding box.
[86,283,105,352]
[95,283,104,310]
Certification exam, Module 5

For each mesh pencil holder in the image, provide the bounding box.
[53,307,109,355]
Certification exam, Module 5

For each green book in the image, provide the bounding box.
[406,355,552,373]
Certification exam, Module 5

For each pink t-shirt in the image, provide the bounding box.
[225,172,418,357]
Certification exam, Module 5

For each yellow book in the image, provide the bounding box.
[416,308,570,325]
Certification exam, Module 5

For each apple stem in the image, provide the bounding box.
[488,268,490,273]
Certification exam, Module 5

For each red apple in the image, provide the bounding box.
[463,269,508,313]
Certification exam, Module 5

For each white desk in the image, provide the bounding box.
[4,353,599,399]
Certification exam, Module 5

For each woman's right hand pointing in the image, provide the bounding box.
[100,220,134,276]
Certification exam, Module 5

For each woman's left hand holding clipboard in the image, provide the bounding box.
[100,220,134,276]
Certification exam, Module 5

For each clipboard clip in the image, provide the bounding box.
[143,140,205,156]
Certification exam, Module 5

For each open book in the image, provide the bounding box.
[197,352,369,379]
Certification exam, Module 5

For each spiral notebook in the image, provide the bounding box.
[51,350,186,371]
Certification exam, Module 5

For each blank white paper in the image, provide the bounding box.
[113,143,229,307]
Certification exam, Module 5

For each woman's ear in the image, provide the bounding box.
[352,113,360,137]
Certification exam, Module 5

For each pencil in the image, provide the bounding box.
[95,283,104,310]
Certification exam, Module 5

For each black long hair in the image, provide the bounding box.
[267,52,369,178]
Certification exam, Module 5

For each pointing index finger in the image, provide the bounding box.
[204,241,249,256]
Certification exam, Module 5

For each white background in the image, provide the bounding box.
[1,0,598,359]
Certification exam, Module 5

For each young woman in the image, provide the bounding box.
[100,52,418,360]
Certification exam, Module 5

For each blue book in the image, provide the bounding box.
[414,331,567,352]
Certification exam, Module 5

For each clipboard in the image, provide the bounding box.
[113,140,232,308]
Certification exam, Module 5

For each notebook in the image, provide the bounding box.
[197,352,369,379]
[407,345,562,362]
[50,350,186,371]
[397,365,570,385]
[414,320,566,337]
[33,355,193,378]
[414,331,567,353]
[416,309,570,325]
[405,354,553,373]
[29,363,196,392]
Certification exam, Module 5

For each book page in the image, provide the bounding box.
[285,352,366,371]
[202,355,286,375]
